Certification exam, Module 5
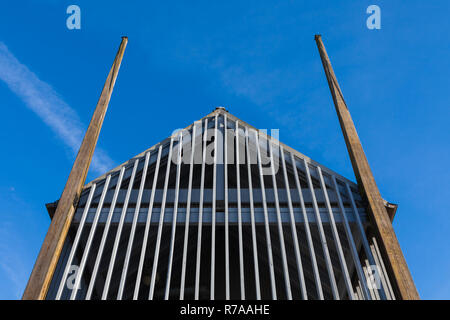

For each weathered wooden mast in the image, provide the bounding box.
[314,35,419,299]
[22,37,128,300]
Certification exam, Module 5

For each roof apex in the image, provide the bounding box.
[82,108,357,189]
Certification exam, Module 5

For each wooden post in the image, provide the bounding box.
[22,37,128,300]
[314,35,419,299]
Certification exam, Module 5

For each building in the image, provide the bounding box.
[44,107,395,300]
[23,36,418,300]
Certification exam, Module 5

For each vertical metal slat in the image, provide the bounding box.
[254,130,277,299]
[331,175,371,300]
[210,115,218,300]
[180,124,197,299]
[237,122,247,299]
[149,138,174,299]
[371,235,395,299]
[224,115,230,299]
[102,159,139,299]
[117,152,151,299]
[164,134,183,300]
[133,146,162,299]
[345,182,393,299]
[56,184,97,299]
[290,154,323,299]
[303,159,339,299]
[317,168,355,299]
[268,142,292,300]
[71,176,111,300]
[280,148,307,300]
[244,127,261,300]
[86,167,125,299]
[195,119,208,300]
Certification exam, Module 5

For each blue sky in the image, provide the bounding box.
[0,1,448,299]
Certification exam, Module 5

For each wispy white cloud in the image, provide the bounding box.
[0,42,114,174]
[0,188,40,299]
[0,242,27,299]
[206,57,317,143]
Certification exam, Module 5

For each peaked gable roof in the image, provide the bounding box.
[85,107,357,190]
[46,107,396,219]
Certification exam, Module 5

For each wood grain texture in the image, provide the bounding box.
[22,37,128,300]
[314,35,419,300]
